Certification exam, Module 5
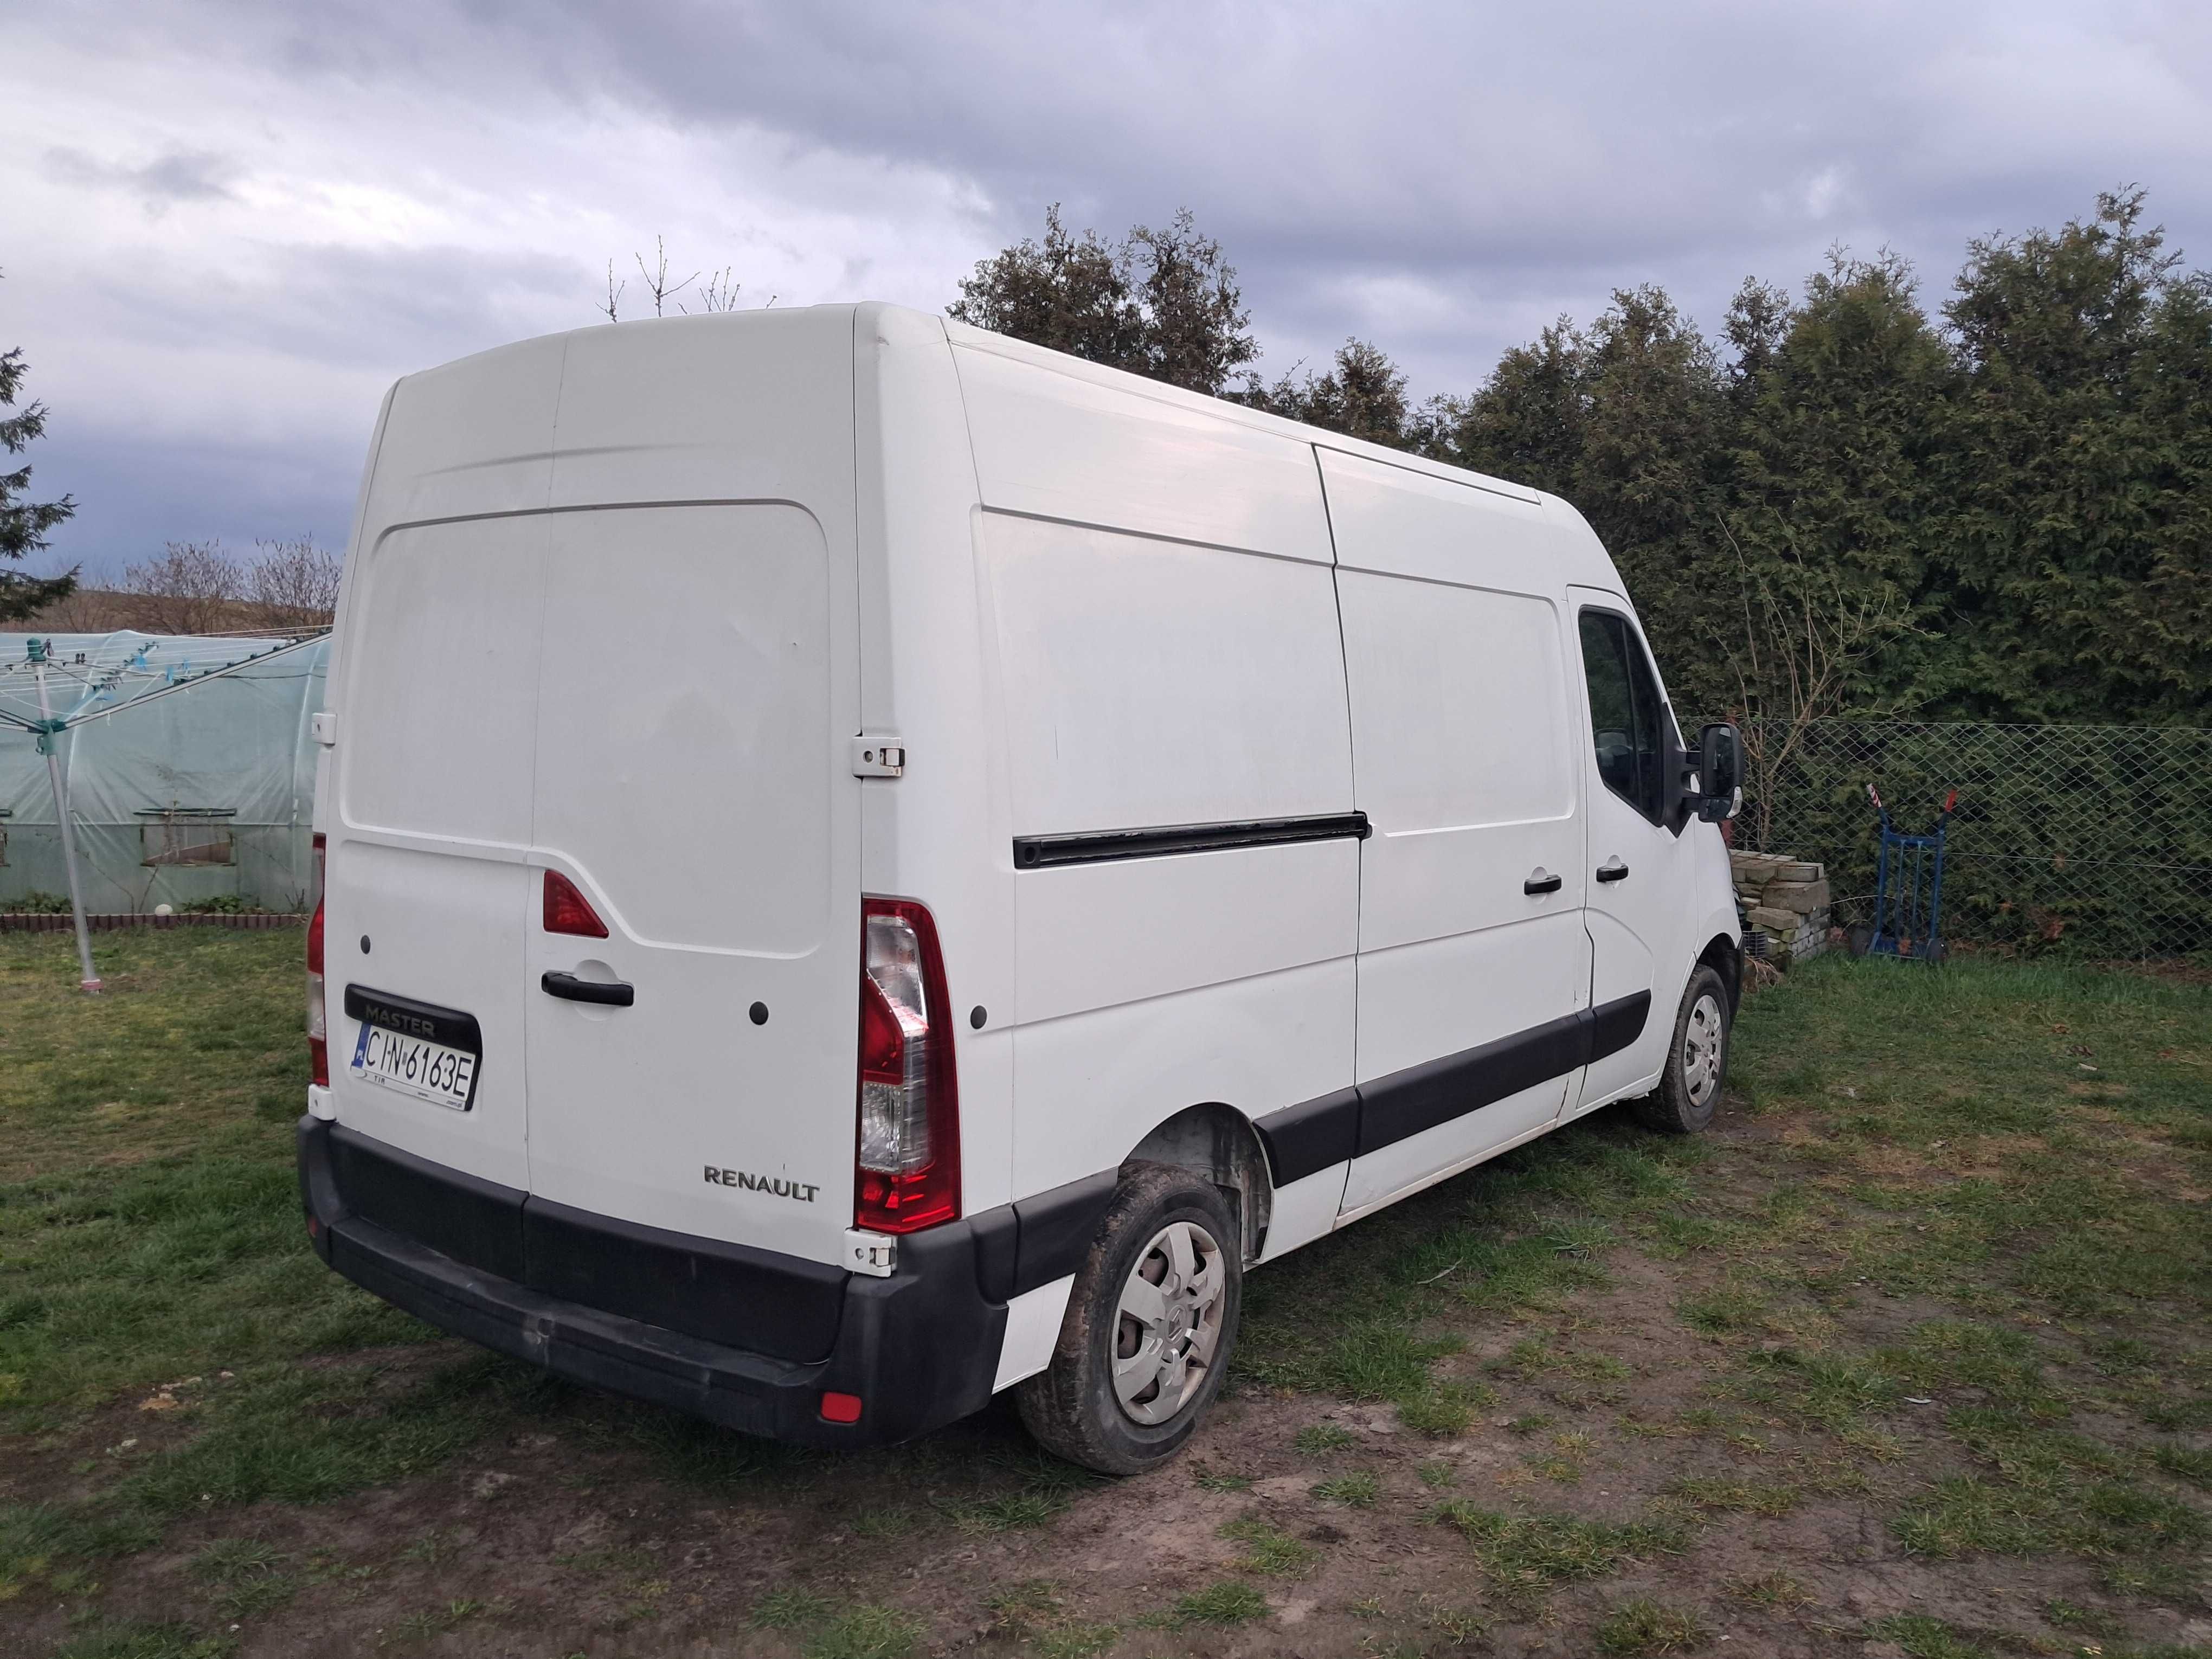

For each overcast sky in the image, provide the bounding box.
[6,1,2210,578]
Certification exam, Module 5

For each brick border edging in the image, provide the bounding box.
[0,912,305,932]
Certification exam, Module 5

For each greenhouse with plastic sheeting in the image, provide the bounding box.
[0,631,329,915]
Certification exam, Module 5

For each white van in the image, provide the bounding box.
[299,304,1745,1473]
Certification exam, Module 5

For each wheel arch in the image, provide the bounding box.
[1697,930,1743,1013]
[1123,1103,1273,1265]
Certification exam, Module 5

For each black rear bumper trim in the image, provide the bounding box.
[327,1208,812,1436]
[299,1118,1005,1448]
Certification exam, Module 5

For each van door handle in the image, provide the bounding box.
[541,970,635,1007]
[1597,859,1630,883]
[1524,869,1563,895]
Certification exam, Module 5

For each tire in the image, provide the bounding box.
[1015,1162,1242,1475]
[1632,964,1731,1135]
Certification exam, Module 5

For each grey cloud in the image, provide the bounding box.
[12,0,2212,573]
[77,242,591,373]
[44,144,242,209]
[155,2,2212,377]
[26,422,368,583]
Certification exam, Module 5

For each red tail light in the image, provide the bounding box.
[307,833,328,1086]
[854,897,959,1234]
[543,871,609,938]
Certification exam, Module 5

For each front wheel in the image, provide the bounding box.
[1632,964,1732,1135]
[1015,1163,1242,1474]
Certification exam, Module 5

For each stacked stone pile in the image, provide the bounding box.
[1731,850,1831,963]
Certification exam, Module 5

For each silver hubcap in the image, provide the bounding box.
[1682,992,1724,1106]
[1114,1220,1226,1425]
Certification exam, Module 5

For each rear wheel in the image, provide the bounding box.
[1632,965,1731,1135]
[1015,1163,1241,1474]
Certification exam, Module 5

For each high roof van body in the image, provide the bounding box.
[299,304,1744,1471]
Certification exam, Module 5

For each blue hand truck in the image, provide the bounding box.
[1848,785,1958,964]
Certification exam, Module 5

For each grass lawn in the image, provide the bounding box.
[2,929,2207,1658]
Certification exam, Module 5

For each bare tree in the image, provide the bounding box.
[685,266,744,313]
[26,582,111,631]
[595,239,766,319]
[120,539,243,634]
[246,536,342,625]
[1701,520,1917,846]
[634,236,697,317]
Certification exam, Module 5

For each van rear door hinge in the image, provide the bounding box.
[310,712,337,747]
[851,736,905,778]
[844,1229,897,1276]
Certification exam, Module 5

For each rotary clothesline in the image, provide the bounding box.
[1,631,326,992]
[0,631,319,736]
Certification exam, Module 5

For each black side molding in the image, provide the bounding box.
[966,991,1661,1246]
[1355,1011,1589,1155]
[1587,989,1652,1064]
[1013,812,1370,870]
[1014,1171,1120,1291]
[967,1170,1121,1304]
[1252,990,1656,1181]
[968,1205,1020,1304]
[1252,1087,1361,1186]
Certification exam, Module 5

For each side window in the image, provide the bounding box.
[1577,610,1667,824]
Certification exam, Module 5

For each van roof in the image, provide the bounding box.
[938,312,1548,511]
[391,303,1582,528]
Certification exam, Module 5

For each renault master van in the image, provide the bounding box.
[298,304,1745,1474]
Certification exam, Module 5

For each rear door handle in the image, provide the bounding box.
[1524,869,1563,895]
[541,970,635,1007]
[1597,860,1630,883]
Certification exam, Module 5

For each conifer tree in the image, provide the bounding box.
[0,271,78,622]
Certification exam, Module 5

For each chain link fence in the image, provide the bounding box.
[1727,720,2212,960]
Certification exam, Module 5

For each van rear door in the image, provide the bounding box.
[520,504,859,1270]
[327,515,547,1192]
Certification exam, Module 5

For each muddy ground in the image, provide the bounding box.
[4,949,2208,1658]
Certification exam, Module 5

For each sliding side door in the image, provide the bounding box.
[1324,451,1591,1217]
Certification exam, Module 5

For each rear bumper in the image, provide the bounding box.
[297,1117,1007,1447]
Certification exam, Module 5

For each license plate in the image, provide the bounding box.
[350,1022,477,1111]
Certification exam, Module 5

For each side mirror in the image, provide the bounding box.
[1696,722,1744,823]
